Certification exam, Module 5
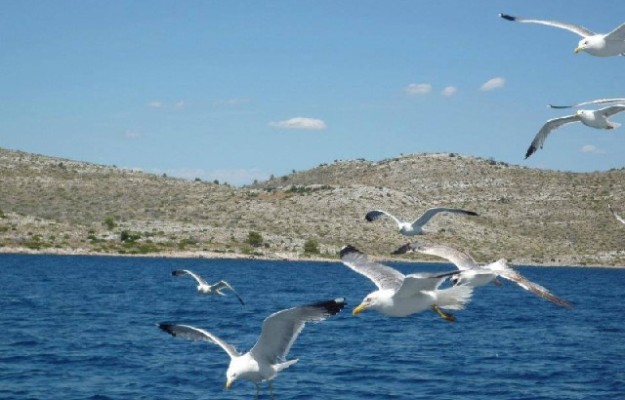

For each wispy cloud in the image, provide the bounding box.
[147,100,186,110]
[441,86,458,97]
[213,97,251,106]
[581,144,606,154]
[147,100,163,108]
[479,77,505,91]
[124,130,142,139]
[405,83,432,95]
[269,117,327,130]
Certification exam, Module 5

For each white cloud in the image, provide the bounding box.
[480,77,505,91]
[269,117,327,130]
[581,144,606,154]
[405,83,432,95]
[124,130,141,139]
[174,100,186,110]
[441,86,458,97]
[147,101,163,108]
[213,98,250,106]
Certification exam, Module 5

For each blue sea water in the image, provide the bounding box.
[1,254,624,400]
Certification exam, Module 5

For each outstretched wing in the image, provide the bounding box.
[395,270,463,298]
[172,269,209,286]
[365,210,403,228]
[158,323,240,359]
[525,115,580,159]
[340,245,404,291]
[395,242,480,271]
[411,208,478,229]
[484,261,572,309]
[549,98,625,109]
[499,13,595,38]
[604,22,625,41]
[608,205,625,225]
[599,104,625,118]
[213,281,245,305]
[249,298,346,364]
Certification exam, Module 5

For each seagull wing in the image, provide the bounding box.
[365,210,403,228]
[395,270,462,297]
[410,207,478,229]
[396,242,480,271]
[525,115,581,159]
[484,261,572,309]
[340,245,404,291]
[549,98,625,109]
[598,104,625,118]
[249,298,346,364]
[158,323,240,359]
[499,13,595,37]
[172,269,209,286]
[604,22,625,41]
[213,281,245,305]
[609,205,625,225]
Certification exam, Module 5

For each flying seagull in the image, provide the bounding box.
[393,242,572,309]
[158,298,345,399]
[364,207,478,236]
[340,245,473,322]
[549,98,625,109]
[499,13,625,57]
[525,105,625,159]
[608,204,625,225]
[172,269,245,305]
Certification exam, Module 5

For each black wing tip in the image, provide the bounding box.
[157,322,177,336]
[171,269,185,276]
[364,211,379,222]
[525,146,536,159]
[340,244,361,258]
[392,243,413,255]
[548,104,570,109]
[499,13,516,21]
[310,298,347,315]
[465,210,479,216]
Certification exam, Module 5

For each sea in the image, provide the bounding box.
[1,253,624,400]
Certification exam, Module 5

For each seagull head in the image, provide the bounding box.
[353,291,387,315]
[225,360,245,390]
[575,36,600,54]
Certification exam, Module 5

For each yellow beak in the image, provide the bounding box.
[352,303,368,316]
[574,46,583,54]
[225,379,233,390]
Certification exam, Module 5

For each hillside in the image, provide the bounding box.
[1,148,624,266]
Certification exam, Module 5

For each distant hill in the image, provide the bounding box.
[1,148,624,266]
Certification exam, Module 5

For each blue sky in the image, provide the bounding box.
[1,1,624,185]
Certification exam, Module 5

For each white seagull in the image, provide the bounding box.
[158,298,345,399]
[172,269,245,305]
[393,242,572,309]
[340,245,473,322]
[364,207,478,236]
[525,105,625,159]
[608,204,625,225]
[499,13,625,57]
[549,98,625,109]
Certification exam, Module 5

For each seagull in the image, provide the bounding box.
[393,242,572,309]
[172,269,245,305]
[158,298,345,399]
[364,207,478,236]
[340,245,473,322]
[608,204,625,225]
[499,13,625,57]
[549,98,625,109]
[525,105,625,159]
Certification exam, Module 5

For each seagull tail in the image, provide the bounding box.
[275,359,298,372]
[436,285,473,310]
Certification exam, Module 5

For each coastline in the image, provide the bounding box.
[1,246,623,269]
